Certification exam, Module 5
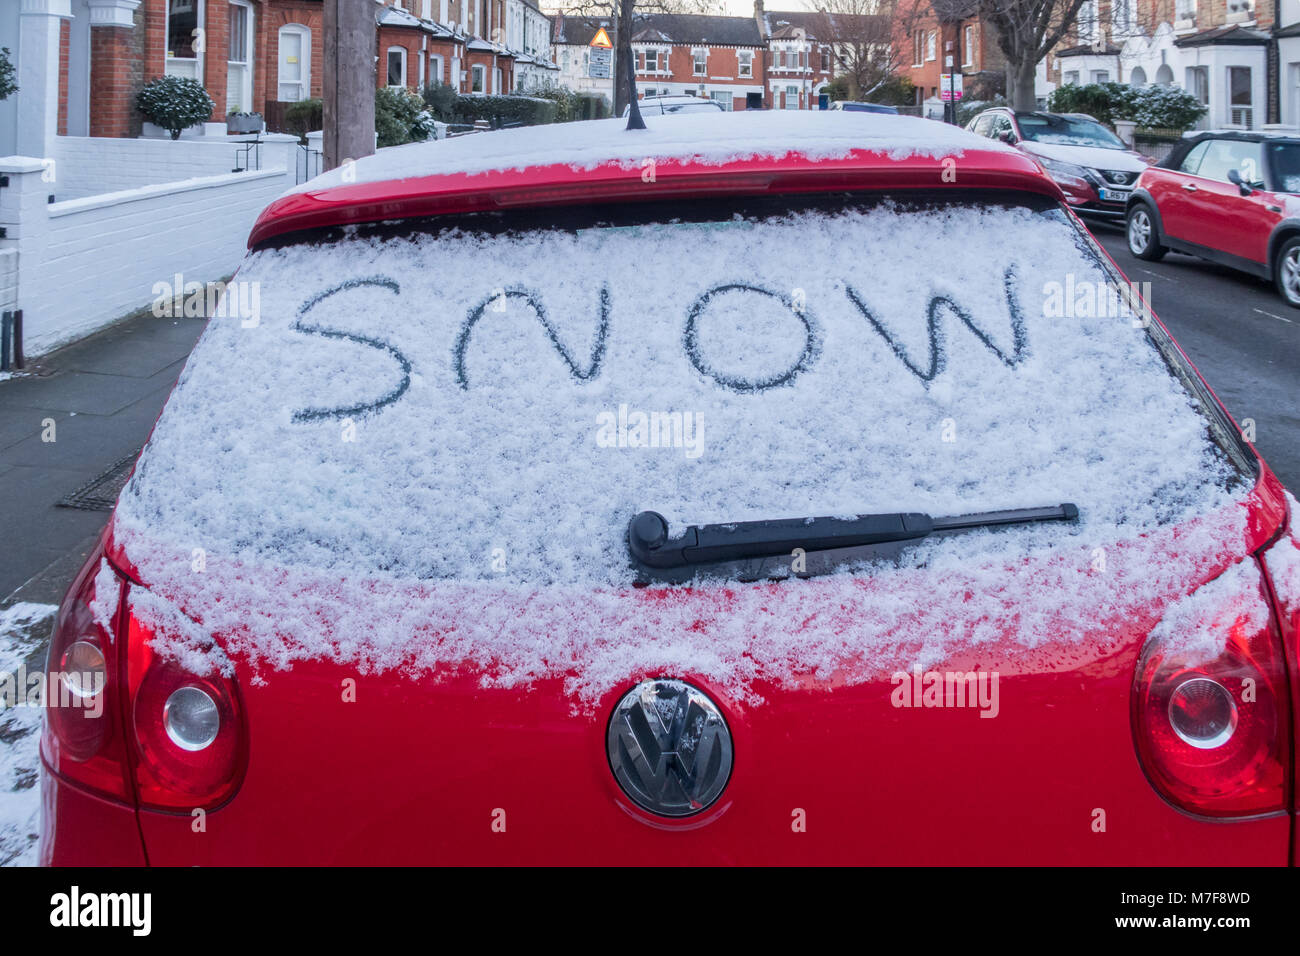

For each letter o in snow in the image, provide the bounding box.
[684,284,820,393]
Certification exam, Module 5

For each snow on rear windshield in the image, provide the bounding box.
[113,197,1249,696]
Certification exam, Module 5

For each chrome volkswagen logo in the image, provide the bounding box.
[606,678,734,817]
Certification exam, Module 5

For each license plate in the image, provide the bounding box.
[1099,187,1130,202]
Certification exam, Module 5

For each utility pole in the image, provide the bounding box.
[324,0,376,171]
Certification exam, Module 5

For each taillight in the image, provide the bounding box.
[42,549,132,801]
[124,604,245,811]
[43,546,246,811]
[1133,560,1291,817]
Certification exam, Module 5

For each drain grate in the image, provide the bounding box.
[57,451,140,511]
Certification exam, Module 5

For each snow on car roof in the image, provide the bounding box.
[286,110,1006,196]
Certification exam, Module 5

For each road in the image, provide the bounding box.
[1091,222,1300,491]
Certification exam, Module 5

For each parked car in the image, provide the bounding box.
[965,108,1150,220]
[40,112,1297,864]
[1126,130,1300,306]
[622,94,726,117]
[828,101,899,114]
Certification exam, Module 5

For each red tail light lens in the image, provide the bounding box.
[41,549,132,801]
[125,610,245,811]
[43,546,246,811]
[1133,561,1291,817]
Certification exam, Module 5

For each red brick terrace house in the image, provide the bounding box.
[630,13,767,109]
[22,0,544,144]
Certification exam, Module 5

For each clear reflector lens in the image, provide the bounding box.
[1168,677,1237,750]
[163,686,220,752]
[58,640,105,700]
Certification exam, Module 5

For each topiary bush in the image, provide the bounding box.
[421,82,460,123]
[1126,85,1206,130]
[375,86,435,147]
[282,97,323,141]
[136,75,215,139]
[0,48,17,102]
[1048,81,1206,131]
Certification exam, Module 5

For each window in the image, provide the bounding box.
[1229,66,1253,127]
[820,48,830,72]
[710,91,732,111]
[971,113,993,137]
[387,47,407,87]
[1113,0,1134,34]
[784,84,799,109]
[1179,141,1209,174]
[226,1,253,112]
[1090,70,1109,84]
[1196,139,1263,183]
[165,0,203,80]
[913,31,924,66]
[693,49,707,75]
[963,25,974,65]
[429,54,444,86]
[1175,0,1196,22]
[1187,65,1208,104]
[277,24,310,101]
[739,50,753,77]
[1063,70,1079,85]
[228,3,248,62]
[1226,0,1254,18]
[1078,0,1097,41]
[471,63,485,92]
[926,32,936,61]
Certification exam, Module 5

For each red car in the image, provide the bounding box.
[39,113,1299,865]
[1127,130,1300,306]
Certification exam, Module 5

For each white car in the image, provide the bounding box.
[623,94,727,118]
[965,108,1151,221]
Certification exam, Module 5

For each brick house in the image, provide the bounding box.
[895,4,1004,107]
[631,14,766,110]
[0,0,557,154]
[550,7,868,111]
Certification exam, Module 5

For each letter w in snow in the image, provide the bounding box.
[844,267,1027,384]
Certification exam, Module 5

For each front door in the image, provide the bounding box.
[277,26,310,102]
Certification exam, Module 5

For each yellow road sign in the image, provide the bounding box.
[590,27,612,48]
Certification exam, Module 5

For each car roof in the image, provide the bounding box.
[1181,128,1300,145]
[1013,110,1100,123]
[1158,128,1300,169]
[249,111,1059,248]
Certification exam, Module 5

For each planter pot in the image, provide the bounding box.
[226,113,264,135]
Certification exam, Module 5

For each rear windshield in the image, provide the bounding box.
[120,193,1248,589]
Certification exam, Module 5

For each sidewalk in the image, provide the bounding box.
[0,310,208,605]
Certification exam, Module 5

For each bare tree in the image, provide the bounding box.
[554,1,671,124]
[970,0,1089,109]
[810,0,922,101]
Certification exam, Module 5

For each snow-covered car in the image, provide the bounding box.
[966,108,1151,220]
[622,94,726,117]
[40,112,1299,864]
[828,100,899,114]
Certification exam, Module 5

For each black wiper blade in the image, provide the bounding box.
[627,504,1079,570]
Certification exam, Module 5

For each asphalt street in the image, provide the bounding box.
[1091,222,1300,491]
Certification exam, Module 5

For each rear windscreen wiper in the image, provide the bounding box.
[627,504,1079,570]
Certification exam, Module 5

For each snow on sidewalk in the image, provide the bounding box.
[0,603,56,867]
